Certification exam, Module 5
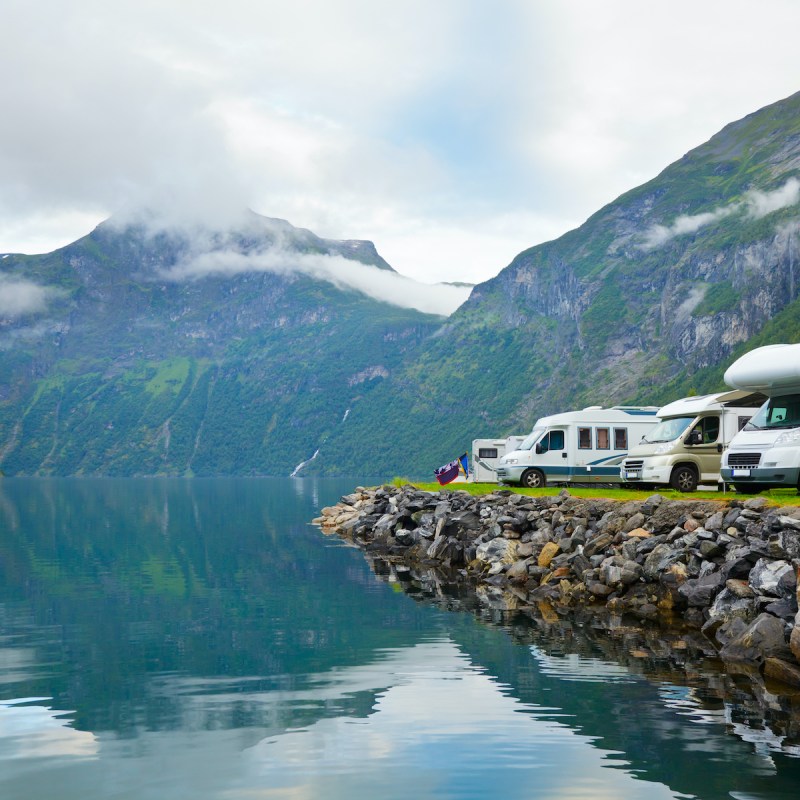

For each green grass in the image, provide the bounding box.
[401,482,800,506]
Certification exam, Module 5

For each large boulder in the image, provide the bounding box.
[707,588,757,624]
[679,571,726,607]
[719,613,792,665]
[748,558,795,597]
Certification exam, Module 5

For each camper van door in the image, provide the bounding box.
[532,428,568,480]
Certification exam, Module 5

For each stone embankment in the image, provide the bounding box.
[315,484,800,687]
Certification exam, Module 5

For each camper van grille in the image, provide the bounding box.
[727,452,761,468]
[622,459,644,471]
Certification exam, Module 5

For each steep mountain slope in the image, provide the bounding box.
[0,214,442,475]
[3,92,800,479]
[313,91,800,476]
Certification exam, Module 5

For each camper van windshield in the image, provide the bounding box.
[642,416,694,443]
[519,428,545,450]
[744,394,800,430]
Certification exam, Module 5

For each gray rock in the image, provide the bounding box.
[679,572,725,607]
[698,539,725,559]
[708,588,757,623]
[705,511,725,532]
[584,532,613,558]
[766,528,800,560]
[643,543,685,580]
[765,595,799,621]
[749,558,794,597]
[394,529,417,546]
[620,560,643,585]
[743,497,769,511]
[723,508,741,528]
[476,537,518,566]
[719,613,792,664]
[623,512,646,533]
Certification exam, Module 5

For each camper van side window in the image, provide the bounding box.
[578,428,592,449]
[596,427,610,450]
[614,428,628,449]
[478,448,498,459]
[549,430,565,450]
[737,416,751,431]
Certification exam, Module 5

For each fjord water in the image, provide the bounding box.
[0,479,799,800]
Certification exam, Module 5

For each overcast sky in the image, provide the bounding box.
[1,0,799,285]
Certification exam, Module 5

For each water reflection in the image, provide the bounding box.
[0,479,798,798]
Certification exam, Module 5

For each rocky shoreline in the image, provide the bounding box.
[314,485,800,694]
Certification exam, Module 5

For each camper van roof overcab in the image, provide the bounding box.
[724,343,800,392]
[721,344,800,492]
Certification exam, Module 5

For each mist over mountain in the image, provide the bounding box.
[0,214,451,475]
[2,92,800,477]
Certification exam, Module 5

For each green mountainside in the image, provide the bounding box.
[0,214,441,475]
[2,91,800,478]
[313,91,800,476]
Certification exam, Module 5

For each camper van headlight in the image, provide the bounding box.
[774,428,800,447]
[654,441,675,455]
[502,457,518,465]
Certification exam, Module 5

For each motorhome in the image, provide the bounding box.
[720,343,800,492]
[495,406,659,488]
[470,436,526,482]
[618,391,764,492]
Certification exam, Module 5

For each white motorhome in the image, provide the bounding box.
[619,391,764,492]
[470,436,526,482]
[495,406,659,488]
[721,343,800,492]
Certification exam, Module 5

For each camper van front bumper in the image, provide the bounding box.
[621,459,671,485]
[495,465,525,483]
[720,466,800,487]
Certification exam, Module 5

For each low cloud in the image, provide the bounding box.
[641,177,800,249]
[641,206,735,249]
[161,247,472,317]
[0,276,53,318]
[746,177,800,218]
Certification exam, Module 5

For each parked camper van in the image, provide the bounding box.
[495,406,659,488]
[619,391,764,492]
[471,436,526,483]
[721,343,800,492]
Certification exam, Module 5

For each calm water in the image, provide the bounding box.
[0,478,799,799]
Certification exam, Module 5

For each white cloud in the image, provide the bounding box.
[2,1,800,283]
[641,177,800,249]
[745,177,800,219]
[0,277,53,318]
[161,245,472,316]
[641,207,738,249]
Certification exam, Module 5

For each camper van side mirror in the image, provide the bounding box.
[686,430,702,446]
[535,442,545,455]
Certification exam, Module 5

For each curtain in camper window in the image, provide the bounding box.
[578,428,592,449]
[614,428,628,449]
[596,428,610,449]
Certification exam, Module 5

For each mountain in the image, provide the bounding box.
[0,213,442,475]
[312,90,800,476]
[2,91,800,478]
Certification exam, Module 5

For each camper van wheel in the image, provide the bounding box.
[521,468,546,489]
[670,465,698,493]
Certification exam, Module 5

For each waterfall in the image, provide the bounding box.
[290,448,320,478]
